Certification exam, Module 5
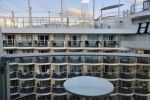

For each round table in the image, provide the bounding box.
[63,76,114,99]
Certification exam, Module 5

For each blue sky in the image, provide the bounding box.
[0,0,143,18]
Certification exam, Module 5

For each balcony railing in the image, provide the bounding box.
[52,57,66,63]
[38,95,51,100]
[68,57,83,63]
[119,72,135,79]
[3,40,15,47]
[10,72,18,79]
[16,41,32,47]
[103,72,118,79]
[118,87,134,94]
[68,72,83,78]
[36,87,51,94]
[52,72,67,79]
[103,57,118,63]
[85,58,101,63]
[120,58,135,63]
[35,57,49,63]
[84,41,101,47]
[19,87,34,94]
[10,86,18,94]
[137,58,150,64]
[33,40,48,47]
[51,41,65,47]
[135,87,150,94]
[136,72,150,79]
[85,72,101,77]
[52,86,66,94]
[18,58,33,63]
[68,41,82,47]
[18,72,34,79]
[35,72,50,79]
[103,41,118,48]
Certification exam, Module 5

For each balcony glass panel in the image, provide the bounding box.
[10,87,18,94]
[68,56,83,63]
[3,39,15,47]
[136,72,150,79]
[137,58,150,64]
[18,57,33,63]
[38,95,51,100]
[103,56,118,63]
[104,41,119,47]
[35,57,49,63]
[84,41,101,47]
[10,72,18,79]
[10,94,19,100]
[68,41,82,47]
[119,72,135,79]
[19,87,34,94]
[33,40,48,47]
[52,57,66,63]
[118,87,134,94]
[36,73,51,79]
[54,95,67,100]
[85,56,102,63]
[120,57,135,63]
[103,72,118,79]
[16,41,32,47]
[52,86,66,94]
[52,72,67,79]
[36,87,51,94]
[51,40,65,47]
[18,71,34,79]
[9,58,16,63]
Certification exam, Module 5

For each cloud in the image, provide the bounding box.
[64,8,92,17]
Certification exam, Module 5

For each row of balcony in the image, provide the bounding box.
[10,86,66,94]
[10,71,150,80]
[10,86,150,95]
[3,40,119,48]
[9,57,150,64]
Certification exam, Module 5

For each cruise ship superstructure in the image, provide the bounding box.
[0,0,150,100]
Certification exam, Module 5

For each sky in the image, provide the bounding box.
[0,0,144,18]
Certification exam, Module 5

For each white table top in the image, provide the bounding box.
[63,76,114,98]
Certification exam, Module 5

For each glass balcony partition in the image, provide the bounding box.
[103,56,118,63]
[36,80,51,94]
[85,56,102,63]
[69,65,83,78]
[86,65,102,77]
[16,40,32,47]
[120,57,135,63]
[35,65,50,79]
[3,39,15,47]
[84,40,101,47]
[52,65,67,79]
[137,57,150,64]
[20,80,35,94]
[52,56,66,63]
[68,41,82,47]
[51,40,65,47]
[18,57,33,63]
[10,65,18,79]
[136,66,150,79]
[33,40,48,47]
[35,57,49,63]
[104,40,119,48]
[68,56,83,63]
